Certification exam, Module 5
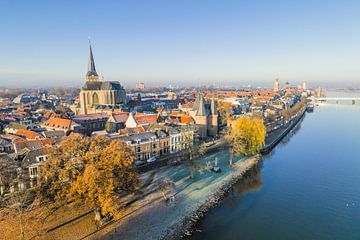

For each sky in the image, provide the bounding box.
[1,0,360,88]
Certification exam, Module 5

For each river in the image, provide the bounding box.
[187,91,360,240]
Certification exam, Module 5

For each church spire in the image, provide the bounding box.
[86,42,99,81]
[196,94,206,116]
[210,96,217,115]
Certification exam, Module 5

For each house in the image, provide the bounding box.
[117,132,160,161]
[147,124,183,154]
[0,153,28,195]
[42,130,65,143]
[106,112,129,132]
[1,134,26,144]
[119,126,145,136]
[12,138,55,153]
[117,129,170,161]
[41,117,81,135]
[125,113,158,128]
[22,147,52,187]
[72,113,109,135]
[4,122,29,134]
[0,137,13,153]
[15,129,44,140]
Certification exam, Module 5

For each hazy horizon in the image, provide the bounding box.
[1,1,360,88]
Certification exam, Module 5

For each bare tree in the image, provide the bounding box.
[157,178,175,201]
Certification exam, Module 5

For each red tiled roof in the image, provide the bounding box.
[111,112,129,123]
[180,115,194,124]
[135,114,158,125]
[119,126,145,135]
[42,117,74,130]
[1,134,26,143]
[16,129,43,140]
[13,138,55,151]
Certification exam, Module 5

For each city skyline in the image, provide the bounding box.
[1,0,360,88]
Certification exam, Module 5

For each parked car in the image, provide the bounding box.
[147,156,157,163]
[134,159,146,166]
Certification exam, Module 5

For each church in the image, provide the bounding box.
[79,44,126,115]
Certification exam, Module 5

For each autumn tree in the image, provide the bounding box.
[40,134,140,219]
[225,116,266,158]
[217,100,232,125]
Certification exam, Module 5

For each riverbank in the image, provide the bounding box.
[90,108,306,240]
[261,107,306,154]
[161,155,261,240]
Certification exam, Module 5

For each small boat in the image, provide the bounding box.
[306,103,314,112]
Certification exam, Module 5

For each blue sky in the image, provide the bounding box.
[1,0,360,88]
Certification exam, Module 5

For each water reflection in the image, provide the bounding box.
[224,162,263,207]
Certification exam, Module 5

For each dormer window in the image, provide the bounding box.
[36,155,48,162]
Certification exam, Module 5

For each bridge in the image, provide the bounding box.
[309,96,360,103]
[313,97,360,101]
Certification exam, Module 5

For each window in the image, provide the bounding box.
[30,167,38,177]
[93,93,99,105]
[36,155,47,162]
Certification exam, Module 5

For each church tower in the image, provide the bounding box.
[79,43,127,115]
[86,44,99,82]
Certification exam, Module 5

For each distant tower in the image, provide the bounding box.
[136,82,145,90]
[273,78,280,92]
[302,82,307,90]
[285,81,290,89]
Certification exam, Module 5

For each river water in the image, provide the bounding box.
[188,91,360,240]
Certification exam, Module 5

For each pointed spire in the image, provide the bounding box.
[86,41,99,81]
[192,94,201,111]
[210,96,217,115]
[196,94,206,116]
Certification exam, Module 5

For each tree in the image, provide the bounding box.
[225,116,266,157]
[179,127,206,178]
[157,178,175,202]
[217,100,232,125]
[9,190,31,240]
[39,135,140,219]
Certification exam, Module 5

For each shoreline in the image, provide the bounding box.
[261,107,306,154]
[160,155,261,240]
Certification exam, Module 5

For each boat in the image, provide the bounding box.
[306,103,314,112]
